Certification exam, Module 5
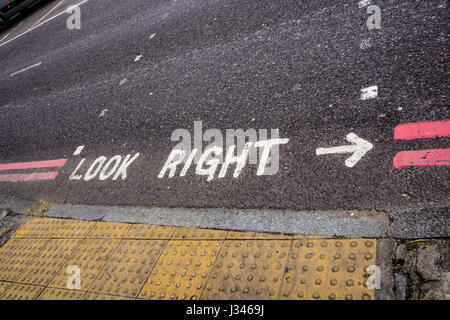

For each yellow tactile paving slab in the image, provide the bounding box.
[0,217,379,300]
[201,240,291,299]
[13,220,36,238]
[0,284,44,300]
[0,239,50,282]
[38,288,84,300]
[86,222,132,238]
[126,224,176,239]
[18,239,82,286]
[172,228,228,240]
[0,281,10,295]
[88,239,166,298]
[139,240,222,300]
[49,239,121,291]
[279,239,376,300]
[14,218,95,239]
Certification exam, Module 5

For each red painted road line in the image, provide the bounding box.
[393,148,450,168]
[394,120,450,140]
[0,171,59,182]
[0,158,67,171]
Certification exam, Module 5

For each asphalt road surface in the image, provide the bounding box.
[0,0,448,211]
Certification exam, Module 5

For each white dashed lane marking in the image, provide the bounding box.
[9,62,42,77]
[73,146,85,156]
[358,0,371,8]
[360,85,378,100]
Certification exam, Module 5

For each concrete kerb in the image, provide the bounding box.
[47,204,109,221]
[102,206,207,228]
[201,208,387,238]
[0,195,36,214]
[43,203,389,238]
[2,195,448,239]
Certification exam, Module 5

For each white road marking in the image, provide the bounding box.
[158,149,184,179]
[180,149,198,177]
[360,85,378,100]
[134,55,143,62]
[359,38,373,49]
[73,146,85,155]
[0,0,90,48]
[70,153,140,181]
[32,0,64,28]
[218,143,252,178]
[158,138,289,180]
[99,156,122,180]
[9,62,42,77]
[254,139,289,176]
[195,146,223,181]
[358,0,371,8]
[0,33,10,43]
[316,133,373,168]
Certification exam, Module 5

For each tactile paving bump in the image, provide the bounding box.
[0,284,44,300]
[0,239,50,282]
[139,240,222,300]
[38,288,84,300]
[172,228,228,240]
[49,239,120,291]
[14,218,95,238]
[89,240,166,298]
[201,240,291,300]
[279,239,377,300]
[126,224,175,239]
[87,222,132,238]
[18,239,82,286]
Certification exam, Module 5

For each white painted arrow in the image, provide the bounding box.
[316,133,373,168]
